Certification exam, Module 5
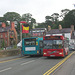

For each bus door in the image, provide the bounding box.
[39,40,44,55]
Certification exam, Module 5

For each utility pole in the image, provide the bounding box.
[20,23,22,41]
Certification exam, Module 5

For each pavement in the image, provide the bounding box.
[52,51,75,75]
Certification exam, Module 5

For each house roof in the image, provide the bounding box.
[0,26,11,32]
[46,28,71,34]
[31,28,47,30]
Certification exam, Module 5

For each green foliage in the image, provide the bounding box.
[51,13,59,22]
[0,9,74,33]
[22,13,32,23]
[13,45,17,49]
[30,18,36,29]
[45,13,60,29]
[22,33,31,38]
[58,21,64,28]
[45,16,52,21]
[0,17,4,22]
[3,12,21,22]
[44,9,73,29]
[2,40,5,48]
[63,9,75,28]
[21,13,36,29]
[60,9,70,20]
[35,23,46,28]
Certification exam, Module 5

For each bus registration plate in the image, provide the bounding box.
[50,55,55,57]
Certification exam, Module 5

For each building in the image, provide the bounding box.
[46,25,75,44]
[71,27,75,45]
[30,28,47,37]
[0,22,18,48]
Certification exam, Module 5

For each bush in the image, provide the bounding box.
[13,45,17,49]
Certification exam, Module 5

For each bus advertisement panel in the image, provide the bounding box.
[21,37,43,56]
[43,35,69,57]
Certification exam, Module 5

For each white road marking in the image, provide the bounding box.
[0,67,12,73]
[21,60,35,65]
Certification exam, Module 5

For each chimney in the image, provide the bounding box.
[71,25,74,31]
[11,22,15,30]
[2,22,6,28]
[48,25,51,31]
[59,25,62,30]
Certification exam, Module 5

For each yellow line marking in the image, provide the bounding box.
[43,51,75,75]
[0,56,29,63]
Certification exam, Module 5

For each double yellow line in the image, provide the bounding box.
[43,51,75,75]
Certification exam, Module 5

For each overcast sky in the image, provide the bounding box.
[0,0,75,23]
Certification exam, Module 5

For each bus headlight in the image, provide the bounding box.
[44,53,47,55]
[59,53,63,54]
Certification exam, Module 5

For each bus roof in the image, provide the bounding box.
[23,37,43,39]
[43,35,65,40]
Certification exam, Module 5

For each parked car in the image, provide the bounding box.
[69,45,75,51]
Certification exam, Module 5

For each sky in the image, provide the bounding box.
[0,0,75,23]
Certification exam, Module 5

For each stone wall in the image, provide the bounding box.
[0,49,21,58]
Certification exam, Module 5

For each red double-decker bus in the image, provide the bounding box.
[43,35,69,57]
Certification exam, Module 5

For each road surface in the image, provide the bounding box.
[0,51,74,75]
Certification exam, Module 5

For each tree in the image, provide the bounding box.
[60,9,70,20]
[30,18,36,29]
[63,9,75,28]
[3,12,21,23]
[51,13,59,22]
[22,13,36,29]
[22,13,32,23]
[0,17,4,22]
[45,16,53,28]
[2,39,5,48]
[45,16,53,21]
[36,22,46,28]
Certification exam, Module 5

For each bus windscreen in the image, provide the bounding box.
[24,38,36,46]
[43,40,63,49]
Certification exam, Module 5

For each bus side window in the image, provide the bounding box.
[39,41,44,48]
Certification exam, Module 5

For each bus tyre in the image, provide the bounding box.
[47,57,50,58]
[30,55,34,57]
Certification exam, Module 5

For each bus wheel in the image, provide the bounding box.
[40,50,41,55]
[47,57,50,58]
[30,55,34,57]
